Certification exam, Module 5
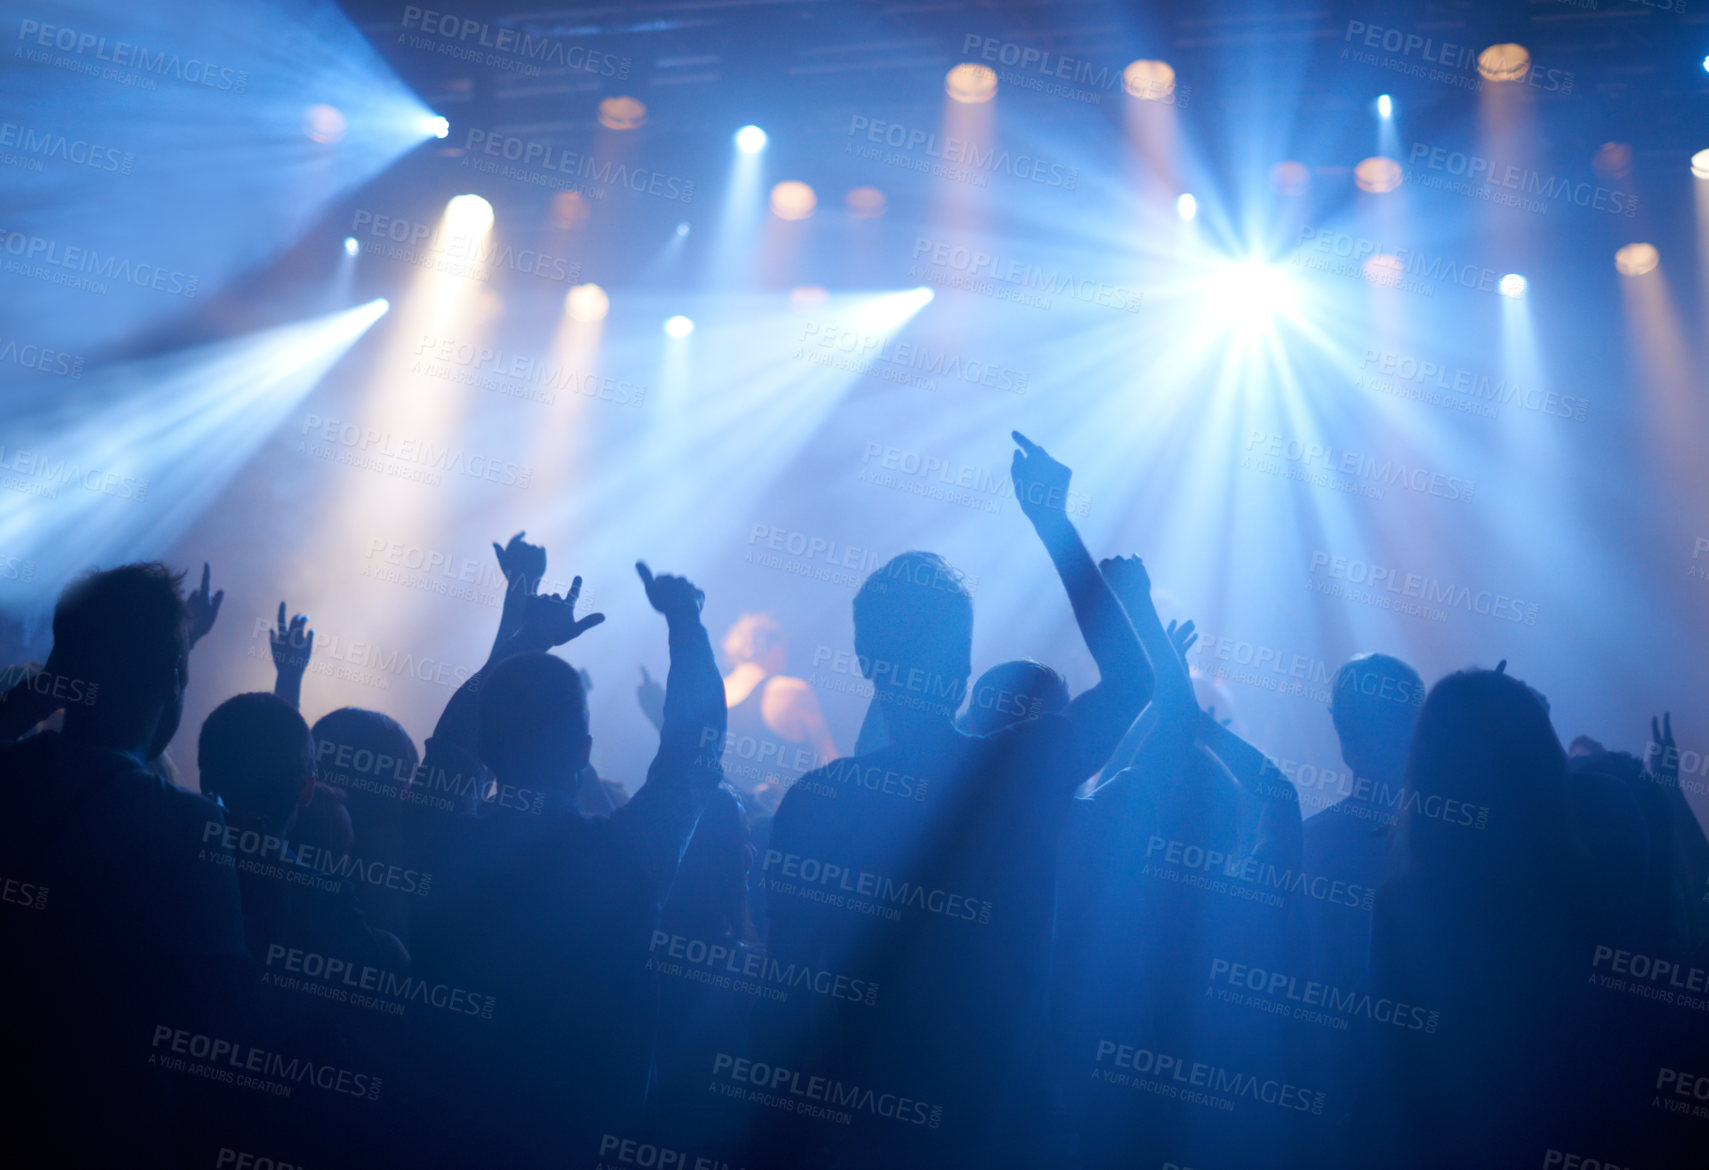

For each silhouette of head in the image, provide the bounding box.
[852,552,972,722]
[958,659,1069,735]
[311,707,419,836]
[722,613,788,676]
[477,652,591,788]
[199,692,315,833]
[1330,653,1425,785]
[1401,669,1567,875]
[52,562,190,758]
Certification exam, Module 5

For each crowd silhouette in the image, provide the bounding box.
[2,432,1706,1168]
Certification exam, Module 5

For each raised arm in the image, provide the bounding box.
[1197,707,1303,871]
[1010,432,1154,773]
[268,602,313,709]
[1097,554,1195,780]
[488,531,545,663]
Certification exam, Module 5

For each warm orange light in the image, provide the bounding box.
[565,283,610,321]
[1614,243,1659,277]
[844,187,886,218]
[945,63,997,103]
[770,180,817,220]
[1478,44,1530,82]
[1592,143,1633,179]
[597,96,647,130]
[549,191,590,231]
[1269,161,1311,196]
[1122,60,1176,101]
[1354,157,1403,194]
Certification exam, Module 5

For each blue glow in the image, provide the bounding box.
[664,315,695,338]
[735,125,769,153]
[1377,94,1393,118]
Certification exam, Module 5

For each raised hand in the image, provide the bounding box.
[635,561,704,622]
[186,563,224,649]
[270,602,314,677]
[1649,712,1679,786]
[636,666,666,731]
[1098,554,1153,610]
[492,531,547,595]
[1166,618,1198,667]
[519,577,605,649]
[1010,431,1072,524]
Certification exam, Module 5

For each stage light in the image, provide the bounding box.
[1377,94,1393,118]
[1593,143,1633,179]
[444,194,494,235]
[1177,193,1197,220]
[770,180,817,220]
[343,237,360,257]
[550,190,591,230]
[1615,243,1660,277]
[1270,161,1311,196]
[1691,149,1709,180]
[845,187,886,218]
[1479,44,1531,82]
[566,283,610,322]
[1498,274,1527,298]
[1355,157,1403,194]
[422,115,450,140]
[1215,259,1293,326]
[1122,60,1176,100]
[598,97,647,130]
[1702,55,1709,73]
[664,315,695,338]
[305,104,347,144]
[676,222,691,238]
[735,125,768,153]
[945,63,998,103]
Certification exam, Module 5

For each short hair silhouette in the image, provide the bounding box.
[477,652,589,784]
[959,659,1069,735]
[52,562,188,697]
[852,552,973,712]
[199,692,314,829]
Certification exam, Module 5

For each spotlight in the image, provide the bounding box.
[549,190,591,230]
[1702,55,1709,73]
[1122,60,1176,100]
[1215,259,1292,324]
[1592,143,1633,179]
[845,187,886,218]
[343,237,360,257]
[1478,44,1531,82]
[373,298,391,316]
[422,114,450,140]
[1377,94,1393,118]
[305,104,347,144]
[735,125,768,153]
[444,194,494,235]
[1354,157,1403,194]
[1614,243,1659,277]
[945,63,998,103]
[1176,193,1197,220]
[1691,149,1709,180]
[566,283,610,322]
[663,315,694,338]
[1498,274,1527,298]
[598,97,647,131]
[770,180,817,220]
[676,222,690,238]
